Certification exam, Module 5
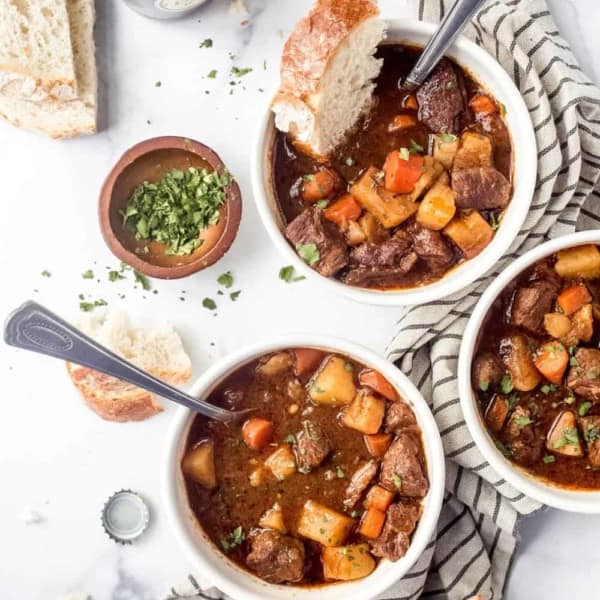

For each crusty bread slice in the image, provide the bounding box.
[271,0,386,159]
[0,0,79,101]
[66,310,192,423]
[0,0,97,138]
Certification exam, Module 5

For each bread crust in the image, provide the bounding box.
[278,0,379,102]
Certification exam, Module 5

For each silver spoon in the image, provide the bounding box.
[402,0,488,90]
[4,300,253,423]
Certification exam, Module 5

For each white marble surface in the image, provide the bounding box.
[0,1,599,599]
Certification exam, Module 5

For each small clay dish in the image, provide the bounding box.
[99,136,242,279]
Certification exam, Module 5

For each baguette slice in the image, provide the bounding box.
[271,0,386,159]
[0,0,96,138]
[66,310,192,422]
[0,0,78,101]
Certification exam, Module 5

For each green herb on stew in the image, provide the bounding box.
[479,380,490,392]
[515,415,533,427]
[494,438,511,457]
[283,434,296,444]
[220,526,244,552]
[543,455,556,464]
[122,166,232,256]
[344,362,353,372]
[79,298,107,312]
[579,402,593,416]
[336,466,345,478]
[392,474,402,489]
[440,132,458,144]
[489,212,500,231]
[155,81,161,87]
[314,199,328,209]
[345,157,355,166]
[279,265,305,283]
[409,139,424,154]
[500,375,514,394]
[584,425,600,443]
[296,243,320,266]
[552,427,579,449]
[202,297,217,310]
[540,384,557,394]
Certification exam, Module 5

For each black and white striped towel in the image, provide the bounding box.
[381,0,600,599]
[168,1,600,599]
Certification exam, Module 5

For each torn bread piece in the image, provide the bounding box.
[66,310,192,422]
[0,0,78,102]
[0,0,97,138]
[271,0,386,159]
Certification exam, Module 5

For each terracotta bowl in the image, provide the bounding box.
[99,136,242,279]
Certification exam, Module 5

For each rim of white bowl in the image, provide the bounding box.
[162,335,445,600]
[459,230,600,513]
[251,19,537,307]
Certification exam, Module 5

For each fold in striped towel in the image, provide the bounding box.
[381,0,600,598]
[167,1,600,599]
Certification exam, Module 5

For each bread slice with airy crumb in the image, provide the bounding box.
[0,0,96,138]
[0,0,79,101]
[66,311,192,422]
[271,0,386,159]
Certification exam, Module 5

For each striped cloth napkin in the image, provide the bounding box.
[381,0,600,599]
[168,1,600,599]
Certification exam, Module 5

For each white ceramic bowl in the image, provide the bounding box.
[459,231,600,513]
[251,19,537,306]
[163,335,445,599]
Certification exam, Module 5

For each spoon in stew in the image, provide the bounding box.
[4,301,254,423]
[402,0,488,90]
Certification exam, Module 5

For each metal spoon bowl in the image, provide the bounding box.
[3,301,253,423]
[402,0,487,90]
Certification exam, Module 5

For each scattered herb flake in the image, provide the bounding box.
[108,270,125,282]
[283,434,296,444]
[500,375,513,394]
[199,38,213,48]
[479,380,490,392]
[314,199,328,209]
[515,415,533,427]
[155,81,162,87]
[345,157,355,166]
[409,139,424,154]
[202,297,217,310]
[134,270,152,290]
[230,290,241,301]
[41,270,51,277]
[296,243,320,266]
[543,455,556,464]
[279,265,305,283]
[336,466,345,479]
[220,526,244,552]
[231,66,253,77]
[207,69,217,79]
[579,401,593,416]
[82,269,94,279]
[217,271,234,288]
[392,474,403,489]
[440,132,458,143]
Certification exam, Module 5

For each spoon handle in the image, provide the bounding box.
[404,0,487,89]
[4,301,235,422]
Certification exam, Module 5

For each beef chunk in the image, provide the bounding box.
[350,237,412,267]
[504,406,543,465]
[343,252,418,287]
[294,421,330,472]
[344,460,378,508]
[246,530,305,583]
[452,167,511,209]
[406,222,455,273]
[472,351,504,390]
[385,401,418,434]
[369,503,420,561]
[416,59,465,133]
[567,348,600,401]
[285,207,348,277]
[580,415,600,467]
[510,272,560,335]
[380,434,428,497]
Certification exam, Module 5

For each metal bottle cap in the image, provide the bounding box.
[101,489,149,544]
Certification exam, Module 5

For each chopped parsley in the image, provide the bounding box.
[345,157,355,166]
[220,526,244,552]
[296,243,320,266]
[540,384,556,394]
[439,132,458,143]
[121,166,232,256]
[79,298,107,312]
[202,297,217,310]
[230,290,241,301]
[231,66,253,77]
[217,271,234,288]
[82,269,94,279]
[552,428,579,449]
[489,212,499,231]
[336,466,345,479]
[579,402,593,417]
[543,455,556,464]
[494,438,510,457]
[314,200,328,209]
[479,380,490,392]
[392,474,403,489]
[133,270,151,290]
[207,69,217,78]
[155,81,162,87]
[570,356,579,366]
[584,425,600,443]
[588,370,599,380]
[500,375,513,394]
[283,434,296,444]
[409,139,424,154]
[199,38,213,48]
[279,265,305,283]
[515,415,533,427]
[108,270,125,282]
[41,270,51,277]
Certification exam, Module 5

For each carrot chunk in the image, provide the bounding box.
[403,95,418,110]
[388,114,417,132]
[324,194,362,227]
[242,418,274,450]
[358,507,386,539]
[364,433,392,458]
[557,283,592,316]
[533,341,569,385]
[469,94,497,115]
[292,348,325,376]
[358,369,398,401]
[364,485,395,511]
[383,150,424,194]
[301,169,338,203]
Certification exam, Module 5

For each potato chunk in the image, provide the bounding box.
[322,544,376,581]
[264,445,296,480]
[297,500,355,547]
[433,133,459,169]
[501,335,541,392]
[443,211,493,259]
[410,156,445,201]
[453,132,493,169]
[555,245,600,279]
[257,352,293,377]
[341,390,386,434]
[544,312,572,339]
[416,181,456,230]
[309,355,356,405]
[351,167,418,229]
[182,439,217,489]
[259,502,287,533]
[546,411,583,457]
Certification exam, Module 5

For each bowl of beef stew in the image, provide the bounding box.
[163,336,444,599]
[459,232,600,512]
[252,20,536,305]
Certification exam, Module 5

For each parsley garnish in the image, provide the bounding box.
[579,402,593,416]
[199,38,213,48]
[279,265,305,283]
[345,157,355,166]
[552,428,579,449]
[207,69,217,78]
[231,66,252,77]
[489,212,499,231]
[515,415,533,427]
[409,139,424,154]
[543,455,556,464]
[202,297,217,310]
[344,362,353,372]
[500,375,513,394]
[217,271,233,288]
[283,434,296,444]
[296,243,320,266]
[82,269,94,279]
[314,200,328,209]
[133,270,151,290]
[479,380,490,392]
[439,132,458,143]
[392,474,402,489]
[230,290,241,301]
[540,384,556,394]
[220,526,244,552]
[108,270,124,282]
[336,466,345,478]
[41,270,51,277]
